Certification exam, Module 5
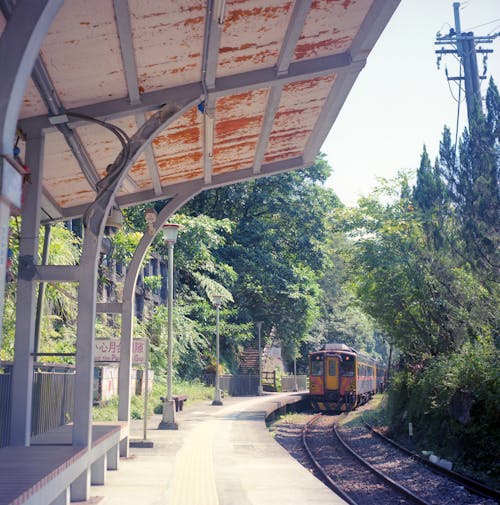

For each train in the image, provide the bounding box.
[309,343,386,412]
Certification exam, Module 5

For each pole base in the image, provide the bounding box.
[158,421,178,430]
[158,400,178,429]
[129,439,155,448]
[212,400,223,406]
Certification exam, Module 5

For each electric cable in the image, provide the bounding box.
[64,112,132,228]
[464,18,500,31]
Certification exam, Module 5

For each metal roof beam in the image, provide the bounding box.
[303,0,400,164]
[41,186,64,220]
[201,0,223,184]
[253,0,311,174]
[350,0,401,62]
[303,72,359,164]
[252,86,282,174]
[135,113,163,195]
[0,0,102,192]
[113,0,163,196]
[57,155,308,221]
[20,52,360,134]
[276,0,312,75]
[113,0,141,105]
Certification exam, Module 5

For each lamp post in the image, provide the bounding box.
[212,294,223,406]
[256,321,263,395]
[159,223,179,429]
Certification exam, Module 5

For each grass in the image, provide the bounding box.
[337,394,389,428]
[267,411,313,437]
[93,378,214,422]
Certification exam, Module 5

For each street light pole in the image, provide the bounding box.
[166,239,174,403]
[212,294,223,406]
[159,223,179,430]
[256,321,263,395]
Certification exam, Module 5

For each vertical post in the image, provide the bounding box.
[293,357,298,391]
[159,223,179,429]
[167,241,174,403]
[256,321,263,396]
[0,0,64,349]
[0,198,12,348]
[212,302,222,405]
[34,224,51,354]
[10,135,44,446]
[143,340,149,440]
[118,298,132,456]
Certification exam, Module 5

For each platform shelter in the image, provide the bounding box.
[0,1,399,502]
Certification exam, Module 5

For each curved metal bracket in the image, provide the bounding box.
[117,181,203,434]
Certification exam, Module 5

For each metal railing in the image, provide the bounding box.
[281,374,307,392]
[0,363,75,448]
[0,365,12,448]
[31,370,74,436]
[203,373,260,396]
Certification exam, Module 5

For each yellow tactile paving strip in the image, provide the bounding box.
[167,420,219,505]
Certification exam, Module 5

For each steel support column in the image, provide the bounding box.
[72,96,199,461]
[10,134,45,446]
[117,185,202,456]
[0,0,63,349]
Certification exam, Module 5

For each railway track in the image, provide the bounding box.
[300,414,499,505]
[301,414,429,504]
[363,422,500,503]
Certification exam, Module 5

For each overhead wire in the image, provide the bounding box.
[64,112,132,227]
[464,18,500,31]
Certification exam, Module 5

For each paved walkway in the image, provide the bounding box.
[83,393,345,505]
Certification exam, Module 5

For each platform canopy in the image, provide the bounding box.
[4,0,399,222]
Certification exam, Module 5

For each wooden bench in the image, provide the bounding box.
[173,394,187,412]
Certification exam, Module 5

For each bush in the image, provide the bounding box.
[387,339,499,480]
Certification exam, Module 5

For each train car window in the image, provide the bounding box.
[340,356,354,376]
[311,356,324,376]
[328,360,337,376]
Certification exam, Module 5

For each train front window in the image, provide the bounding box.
[328,360,337,376]
[340,356,354,377]
[311,356,324,376]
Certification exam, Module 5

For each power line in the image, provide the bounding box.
[465,17,500,31]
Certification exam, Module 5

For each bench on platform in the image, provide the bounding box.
[0,422,127,505]
[173,394,187,412]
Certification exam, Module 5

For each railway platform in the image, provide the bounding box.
[81,392,345,505]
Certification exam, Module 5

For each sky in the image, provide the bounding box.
[322,0,500,206]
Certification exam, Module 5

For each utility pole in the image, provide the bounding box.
[435,2,498,124]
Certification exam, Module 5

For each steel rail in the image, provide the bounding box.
[333,423,431,505]
[301,414,357,505]
[364,422,500,502]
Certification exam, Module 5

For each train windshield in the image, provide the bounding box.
[310,355,324,376]
[339,356,354,376]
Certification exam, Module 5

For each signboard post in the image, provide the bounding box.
[143,340,150,440]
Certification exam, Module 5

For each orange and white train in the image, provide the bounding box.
[309,343,386,412]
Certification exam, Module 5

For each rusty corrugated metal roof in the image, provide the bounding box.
[3,0,399,221]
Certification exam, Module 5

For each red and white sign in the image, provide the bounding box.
[94,338,147,365]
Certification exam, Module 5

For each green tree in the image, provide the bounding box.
[184,155,340,363]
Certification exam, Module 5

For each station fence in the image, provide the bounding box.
[0,362,151,448]
[203,373,308,396]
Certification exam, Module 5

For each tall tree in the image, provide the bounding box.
[442,78,500,282]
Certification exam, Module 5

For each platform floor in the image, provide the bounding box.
[84,393,346,505]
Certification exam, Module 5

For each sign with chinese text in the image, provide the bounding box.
[94,338,147,365]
